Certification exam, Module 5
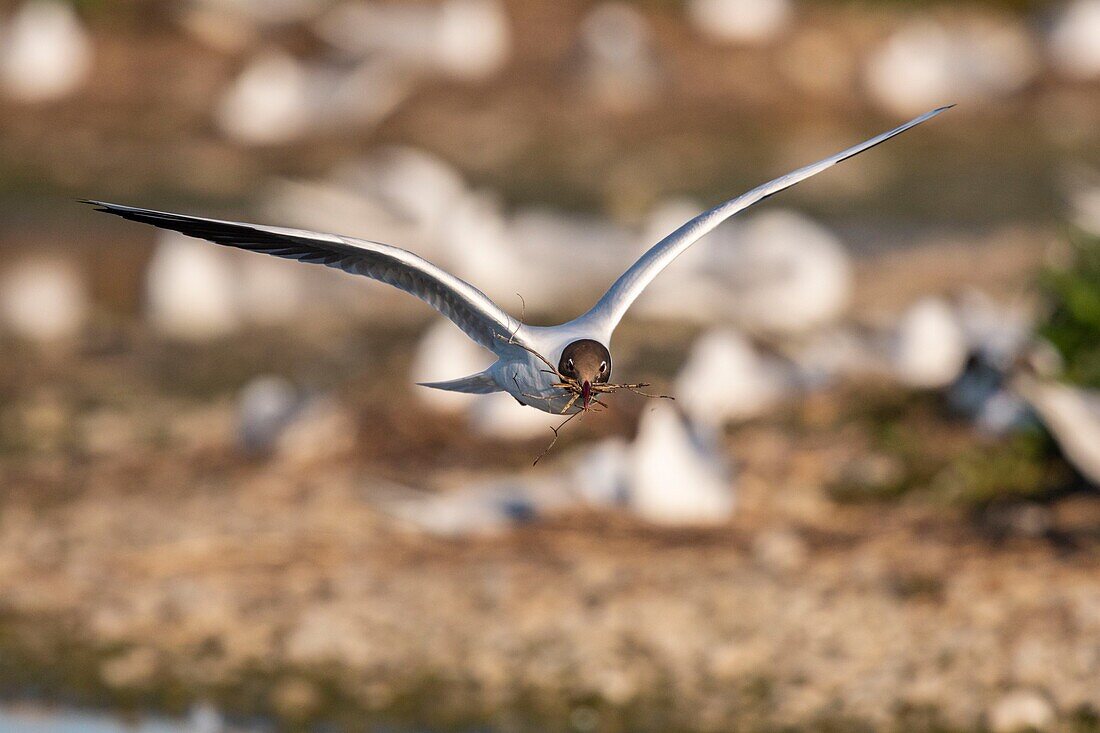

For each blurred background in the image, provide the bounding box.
[1,0,1099,730]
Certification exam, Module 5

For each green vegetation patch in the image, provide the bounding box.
[826,387,1072,507]
[1039,231,1100,389]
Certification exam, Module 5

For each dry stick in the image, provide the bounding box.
[532,410,583,466]
[496,323,595,463]
[559,391,581,415]
[617,385,674,400]
[512,373,557,411]
[494,333,672,461]
[591,383,675,401]
[515,293,527,323]
[555,380,672,400]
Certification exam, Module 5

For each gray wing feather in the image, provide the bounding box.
[417,371,500,394]
[576,106,953,337]
[84,201,526,354]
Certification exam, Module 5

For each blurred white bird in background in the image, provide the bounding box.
[411,320,493,415]
[864,19,1036,116]
[1065,166,1100,237]
[635,208,853,335]
[144,232,242,339]
[675,329,798,427]
[687,0,793,45]
[237,375,301,454]
[467,391,564,440]
[575,2,662,111]
[1014,375,1100,486]
[955,288,1035,370]
[315,0,510,80]
[215,51,311,146]
[628,403,735,525]
[0,0,92,103]
[216,50,414,145]
[380,402,736,535]
[336,148,469,240]
[945,289,1036,433]
[145,230,308,336]
[0,258,88,342]
[180,0,328,51]
[890,296,969,389]
[507,208,636,299]
[1048,0,1100,80]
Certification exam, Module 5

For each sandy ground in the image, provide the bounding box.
[0,1,1097,727]
[0,232,1097,731]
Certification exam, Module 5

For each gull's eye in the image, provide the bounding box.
[599,361,607,374]
[567,358,574,372]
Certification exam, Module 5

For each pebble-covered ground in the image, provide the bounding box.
[2,1,1099,730]
[0,238,1097,732]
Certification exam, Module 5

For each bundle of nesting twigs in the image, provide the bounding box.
[497,332,673,464]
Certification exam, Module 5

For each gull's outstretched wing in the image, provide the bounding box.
[417,371,500,394]
[575,106,953,338]
[84,201,527,354]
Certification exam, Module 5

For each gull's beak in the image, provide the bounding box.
[581,381,592,410]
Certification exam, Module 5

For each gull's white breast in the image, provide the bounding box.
[490,352,578,415]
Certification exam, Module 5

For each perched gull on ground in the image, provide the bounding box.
[84,107,950,423]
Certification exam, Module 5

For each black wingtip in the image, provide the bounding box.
[79,199,112,213]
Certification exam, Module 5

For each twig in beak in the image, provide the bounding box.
[494,333,672,461]
[560,390,581,415]
[613,384,674,400]
[532,410,583,466]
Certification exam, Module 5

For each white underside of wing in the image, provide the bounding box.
[572,106,953,337]
[85,200,533,356]
[418,371,501,394]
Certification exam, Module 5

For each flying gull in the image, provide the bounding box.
[85,106,950,418]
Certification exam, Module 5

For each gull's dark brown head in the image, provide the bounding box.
[558,339,611,409]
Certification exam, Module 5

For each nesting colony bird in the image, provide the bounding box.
[890,296,968,389]
[945,290,1036,432]
[1066,166,1100,237]
[85,107,950,422]
[675,328,798,427]
[1048,0,1100,81]
[257,146,462,254]
[0,258,88,342]
[0,0,92,103]
[144,231,242,338]
[1013,375,1100,486]
[237,375,301,454]
[411,319,494,414]
[634,207,852,334]
[180,0,329,52]
[215,50,414,145]
[506,208,635,300]
[713,210,853,334]
[628,402,734,524]
[687,0,793,45]
[575,2,662,112]
[864,20,1035,116]
[215,50,311,145]
[315,0,510,80]
[337,147,469,237]
[467,391,565,440]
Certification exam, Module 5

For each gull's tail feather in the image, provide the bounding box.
[417,371,500,394]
